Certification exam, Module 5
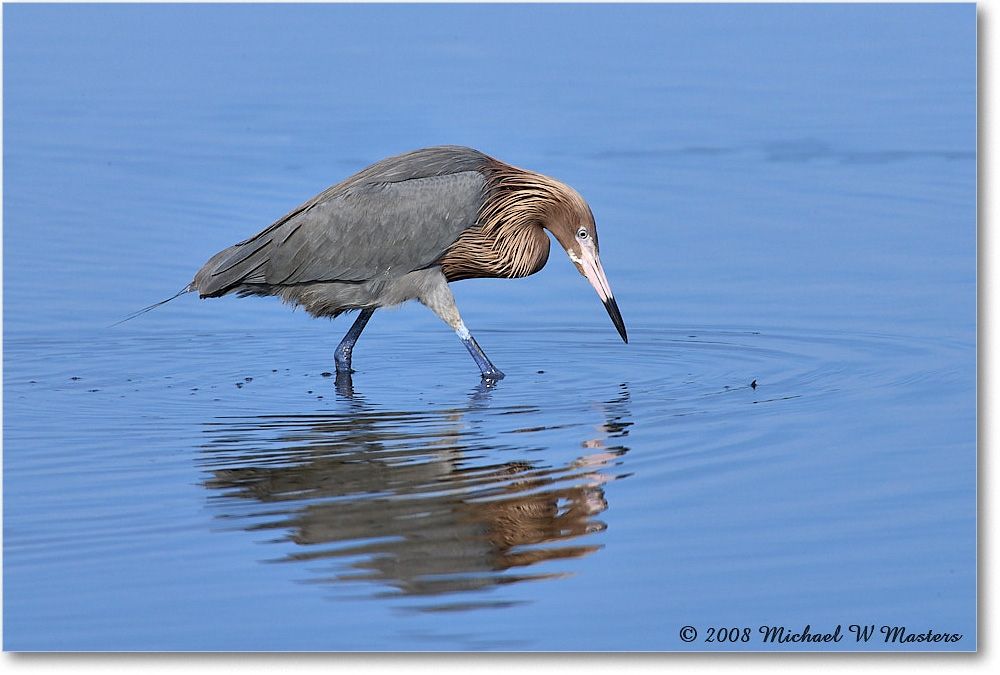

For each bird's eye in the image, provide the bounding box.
[577,228,589,240]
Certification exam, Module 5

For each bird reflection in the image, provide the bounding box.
[199,383,631,610]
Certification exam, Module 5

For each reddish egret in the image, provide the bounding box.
[188,146,626,379]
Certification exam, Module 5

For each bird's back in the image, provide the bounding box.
[192,146,493,298]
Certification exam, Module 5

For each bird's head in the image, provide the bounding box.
[481,161,628,344]
[540,183,628,344]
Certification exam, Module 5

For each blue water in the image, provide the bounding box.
[3,3,976,651]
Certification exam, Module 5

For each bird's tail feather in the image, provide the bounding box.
[109,285,194,327]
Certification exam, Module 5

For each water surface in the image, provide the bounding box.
[3,3,976,651]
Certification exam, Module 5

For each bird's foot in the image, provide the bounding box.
[480,367,505,381]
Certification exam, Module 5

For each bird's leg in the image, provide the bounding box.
[417,272,505,380]
[335,308,375,373]
[455,321,505,381]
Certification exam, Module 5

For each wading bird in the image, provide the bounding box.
[185,145,626,380]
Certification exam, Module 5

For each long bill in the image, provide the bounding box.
[573,245,628,344]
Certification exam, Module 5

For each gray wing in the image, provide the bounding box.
[267,171,486,283]
[194,147,492,297]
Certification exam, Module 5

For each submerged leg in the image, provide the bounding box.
[335,308,375,373]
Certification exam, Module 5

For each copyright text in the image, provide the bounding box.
[677,624,963,645]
